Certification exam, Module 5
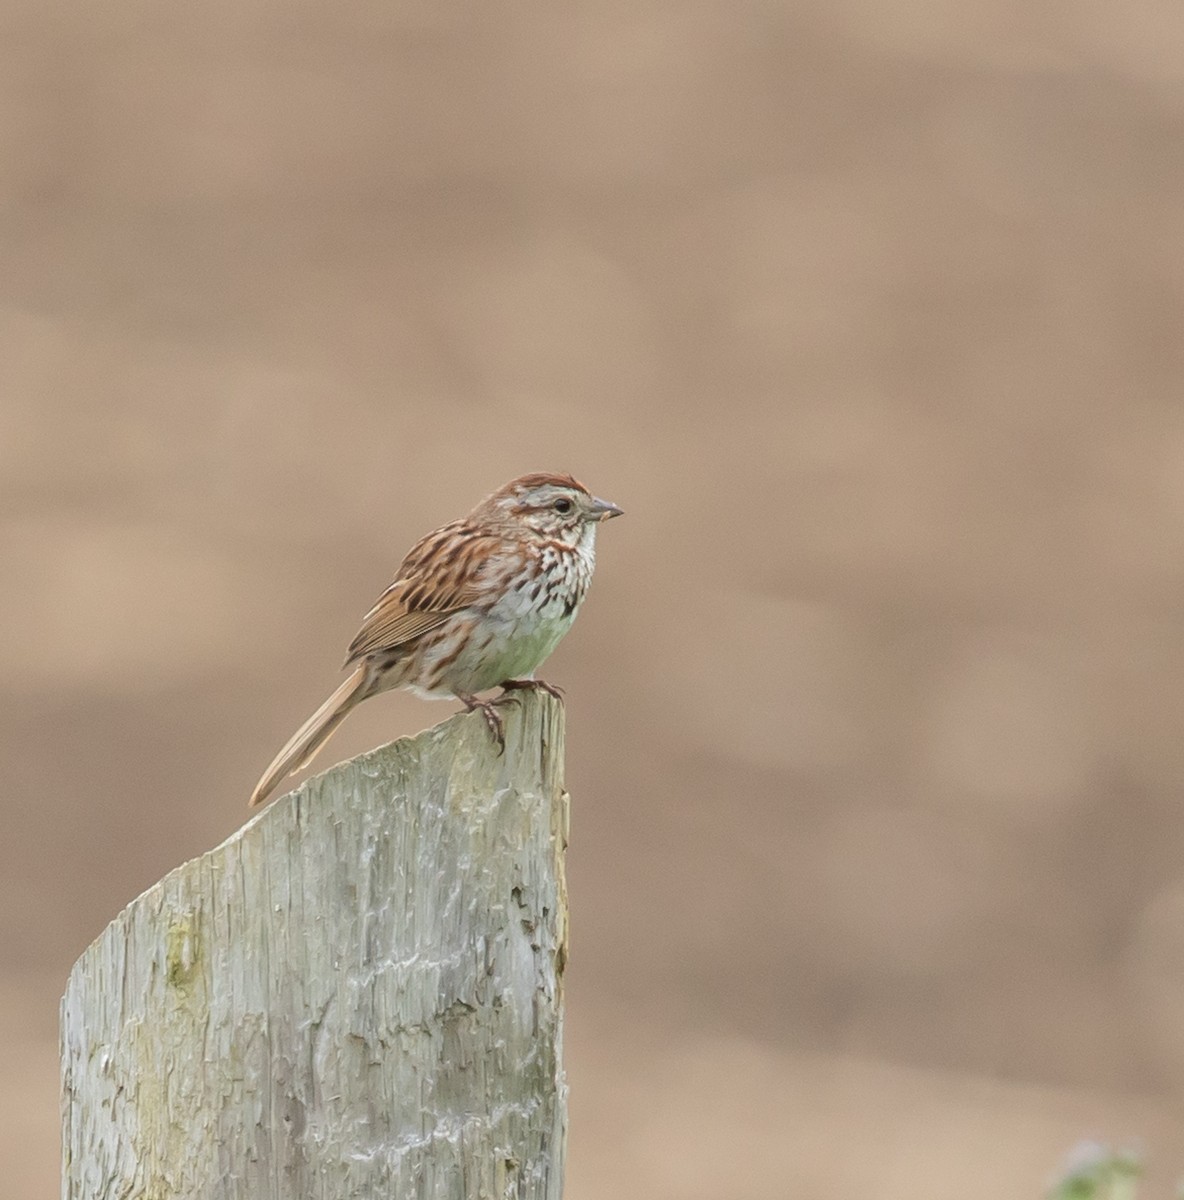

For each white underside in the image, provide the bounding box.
[411,525,596,698]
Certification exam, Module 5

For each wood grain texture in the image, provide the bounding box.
[61,691,569,1200]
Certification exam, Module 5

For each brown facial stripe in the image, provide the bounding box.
[536,536,582,552]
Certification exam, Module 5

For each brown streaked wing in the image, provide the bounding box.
[343,523,493,665]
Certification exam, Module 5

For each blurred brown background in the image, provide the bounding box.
[5,1,1184,1195]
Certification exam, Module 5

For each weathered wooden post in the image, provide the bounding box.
[61,691,568,1199]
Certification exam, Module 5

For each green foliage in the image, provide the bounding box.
[1048,1144,1141,1200]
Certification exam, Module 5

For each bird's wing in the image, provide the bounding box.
[342,522,495,665]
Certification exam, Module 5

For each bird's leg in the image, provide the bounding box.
[455,691,505,752]
[497,678,565,701]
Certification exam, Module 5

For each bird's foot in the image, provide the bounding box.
[456,692,505,753]
[497,678,565,701]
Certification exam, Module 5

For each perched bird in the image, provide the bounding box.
[249,472,622,807]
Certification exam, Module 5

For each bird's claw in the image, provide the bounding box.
[497,678,565,701]
[457,692,506,754]
[458,681,564,755]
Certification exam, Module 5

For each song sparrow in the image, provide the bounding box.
[249,472,623,807]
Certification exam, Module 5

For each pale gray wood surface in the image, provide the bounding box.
[61,692,569,1200]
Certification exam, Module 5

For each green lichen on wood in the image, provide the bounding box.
[165,914,201,993]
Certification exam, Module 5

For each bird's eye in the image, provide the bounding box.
[553,497,573,514]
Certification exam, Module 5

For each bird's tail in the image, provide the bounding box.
[249,664,372,808]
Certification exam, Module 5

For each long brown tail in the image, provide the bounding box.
[249,664,372,808]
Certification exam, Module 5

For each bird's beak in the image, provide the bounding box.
[588,496,624,522]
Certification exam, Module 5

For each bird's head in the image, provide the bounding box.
[475,473,623,542]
